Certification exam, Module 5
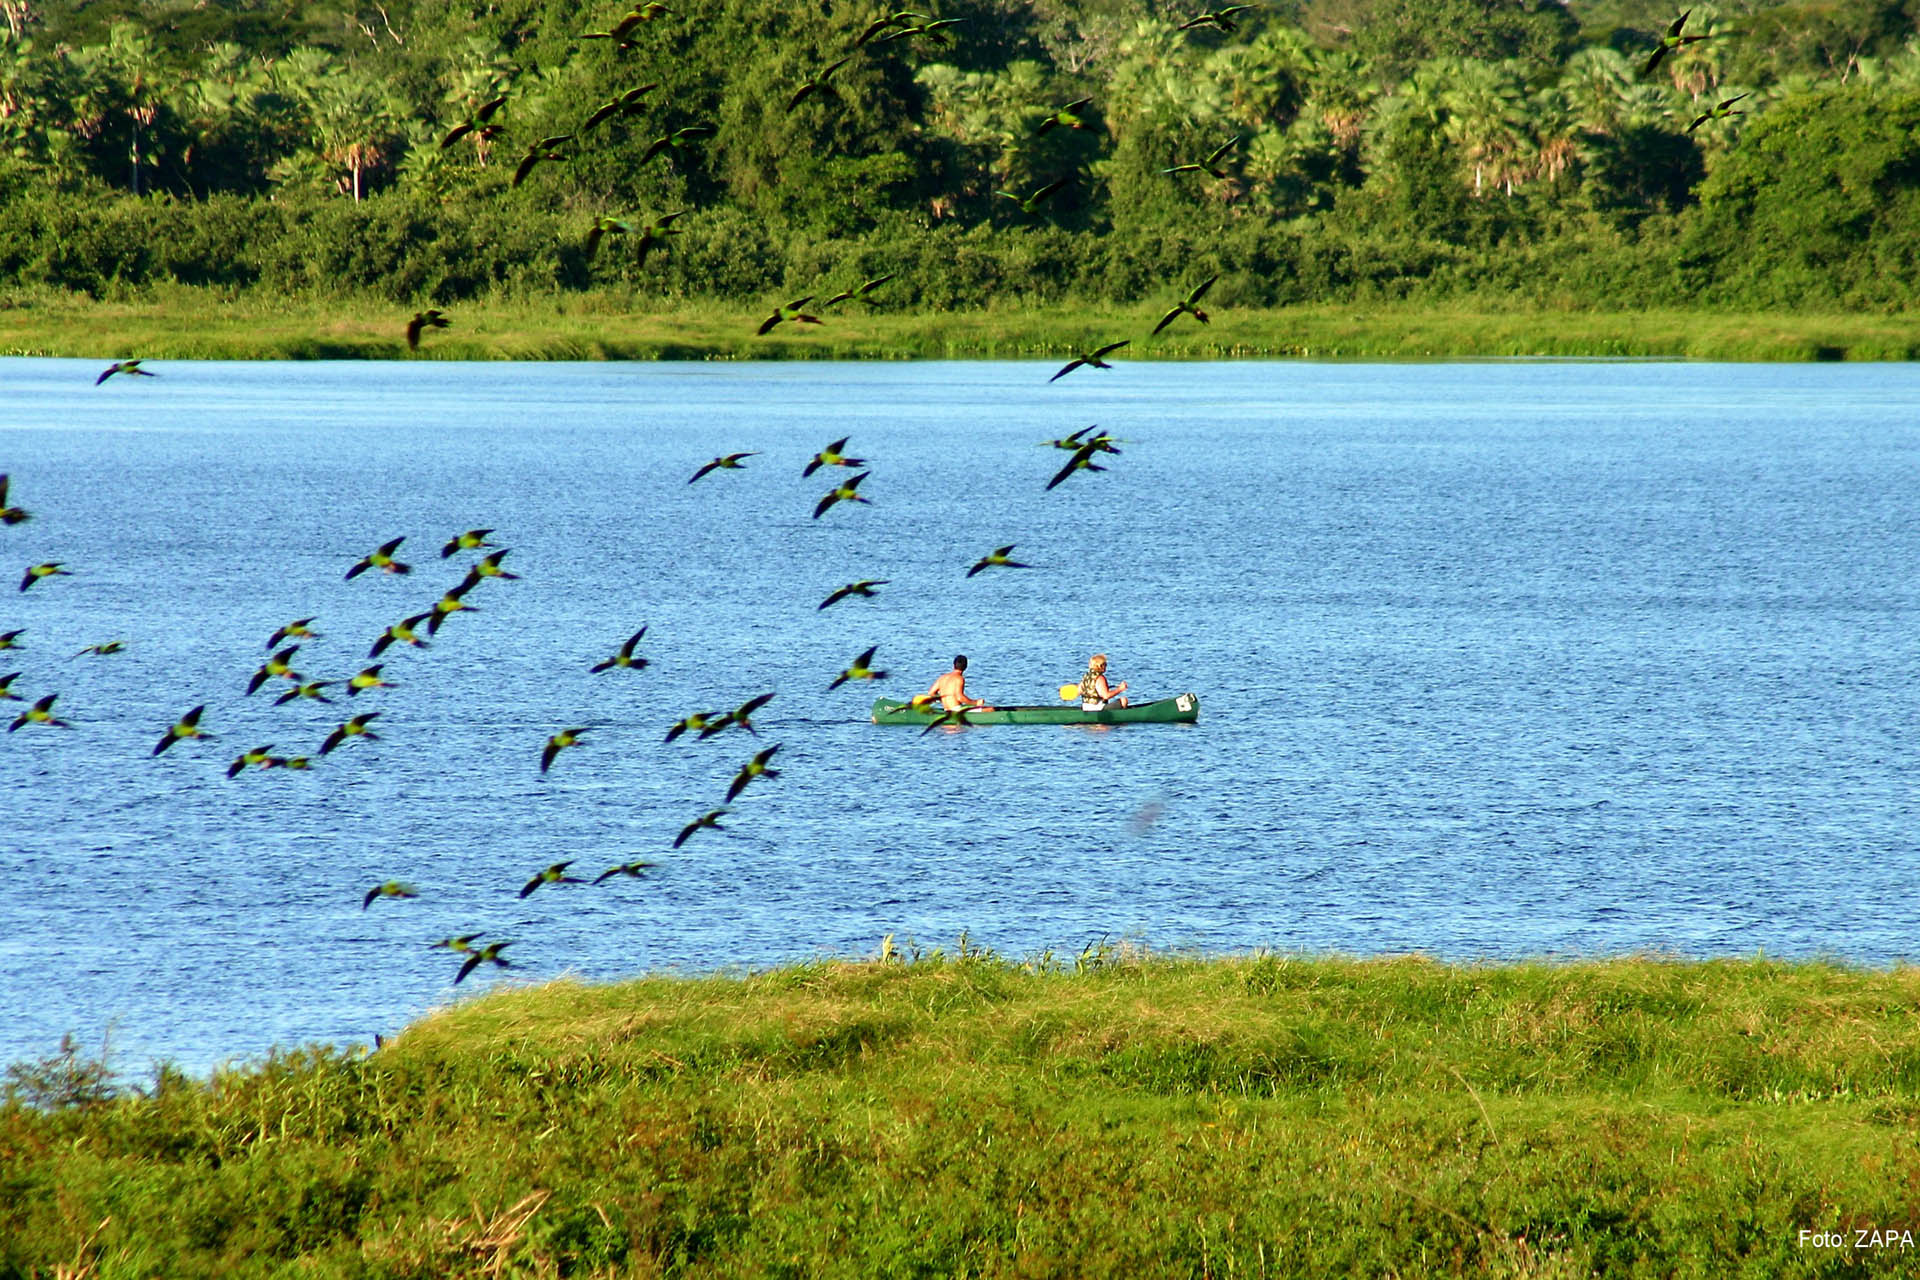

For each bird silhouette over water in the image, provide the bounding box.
[370,614,431,657]
[1049,341,1128,382]
[153,705,208,755]
[595,861,657,884]
[0,672,19,700]
[347,537,410,579]
[95,360,155,385]
[455,940,512,984]
[700,692,774,739]
[813,471,871,518]
[19,562,70,592]
[591,627,650,673]
[266,618,319,647]
[9,693,68,731]
[829,645,887,689]
[247,646,303,695]
[542,728,587,774]
[819,579,889,610]
[690,452,758,483]
[1047,440,1112,490]
[363,881,418,909]
[73,641,124,657]
[665,710,723,743]
[320,712,380,755]
[674,808,728,848]
[347,665,394,696]
[725,744,782,802]
[0,630,22,651]
[440,530,494,558]
[803,437,866,477]
[273,680,333,706]
[520,861,585,898]
[226,744,276,778]
[0,475,29,525]
[471,550,520,580]
[967,544,1031,576]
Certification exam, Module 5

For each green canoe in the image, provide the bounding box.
[871,693,1199,726]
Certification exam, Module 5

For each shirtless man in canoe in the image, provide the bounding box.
[926,655,994,712]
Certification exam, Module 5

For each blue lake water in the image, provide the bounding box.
[2,356,1916,1075]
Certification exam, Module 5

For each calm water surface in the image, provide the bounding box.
[2,357,1915,1074]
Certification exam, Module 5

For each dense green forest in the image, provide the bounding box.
[1,0,1918,310]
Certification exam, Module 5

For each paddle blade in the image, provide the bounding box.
[1059,683,1081,701]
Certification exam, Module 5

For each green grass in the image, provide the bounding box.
[6,951,1920,1277]
[6,287,1920,361]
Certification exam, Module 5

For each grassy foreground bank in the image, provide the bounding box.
[5,953,1920,1278]
[5,291,1920,362]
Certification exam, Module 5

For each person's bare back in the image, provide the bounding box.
[927,655,993,712]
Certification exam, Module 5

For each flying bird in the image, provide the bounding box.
[591,627,650,673]
[803,436,866,477]
[347,665,394,696]
[1687,92,1749,132]
[370,614,431,657]
[455,940,513,984]
[820,275,895,309]
[689,452,758,483]
[472,549,520,580]
[757,297,822,336]
[0,630,21,650]
[266,617,319,647]
[273,680,334,706]
[1644,10,1718,76]
[1047,439,1112,490]
[0,672,19,700]
[673,808,728,848]
[725,744,782,802]
[787,56,854,111]
[319,712,381,755]
[19,562,70,592]
[440,530,494,558]
[73,641,125,657]
[520,861,585,898]
[595,861,657,884]
[363,881,418,909]
[8,693,68,731]
[440,94,508,149]
[966,544,1031,576]
[630,211,687,268]
[584,216,632,260]
[346,537,410,579]
[584,2,672,41]
[542,727,588,774]
[664,710,723,743]
[1152,274,1219,335]
[430,933,486,953]
[638,124,715,167]
[819,579,889,610]
[829,645,887,689]
[812,470,871,518]
[226,744,276,778]
[0,475,28,525]
[247,646,303,695]
[1178,5,1256,33]
[1049,340,1129,382]
[95,359,155,385]
[511,135,573,188]
[921,706,979,735]
[1163,135,1242,179]
[152,705,208,755]
[699,692,774,739]
[1034,97,1094,133]
[426,582,478,635]
[406,310,450,351]
[998,178,1066,215]
[854,10,930,45]
[261,755,312,770]
[581,83,659,132]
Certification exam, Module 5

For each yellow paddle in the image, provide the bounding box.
[1058,683,1081,702]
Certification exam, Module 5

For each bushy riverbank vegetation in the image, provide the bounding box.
[6,951,1920,1276]
[2,0,1920,338]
